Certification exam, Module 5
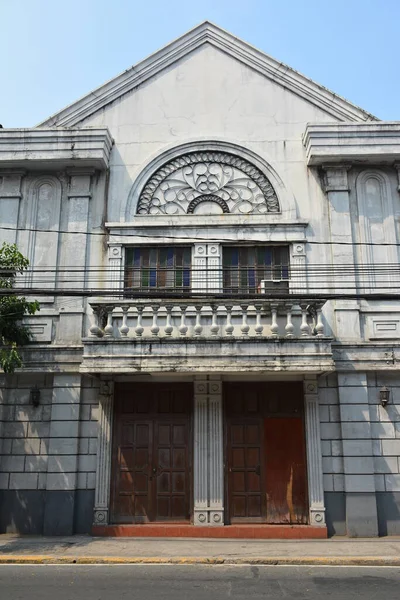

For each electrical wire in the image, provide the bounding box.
[2,224,400,246]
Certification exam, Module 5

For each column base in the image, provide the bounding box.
[194,508,224,526]
[93,508,109,526]
[309,507,326,526]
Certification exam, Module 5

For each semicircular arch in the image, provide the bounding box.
[122,140,298,221]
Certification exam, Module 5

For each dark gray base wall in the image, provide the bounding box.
[324,492,346,536]
[377,492,400,536]
[325,491,400,537]
[0,490,95,535]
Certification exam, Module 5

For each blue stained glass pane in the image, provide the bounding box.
[249,268,256,288]
[183,269,190,287]
[264,248,272,266]
[134,248,141,266]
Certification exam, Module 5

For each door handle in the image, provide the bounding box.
[255,465,261,476]
[152,467,157,474]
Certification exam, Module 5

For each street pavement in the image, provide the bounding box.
[0,564,400,599]
[1,535,400,565]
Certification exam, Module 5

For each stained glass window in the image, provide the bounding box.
[125,247,191,293]
[223,246,289,294]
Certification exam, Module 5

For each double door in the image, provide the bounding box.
[111,383,191,523]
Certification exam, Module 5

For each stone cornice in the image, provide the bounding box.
[0,128,113,170]
[304,123,400,166]
[37,22,377,127]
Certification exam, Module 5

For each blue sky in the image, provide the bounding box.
[1,0,399,127]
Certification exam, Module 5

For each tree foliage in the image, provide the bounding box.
[0,243,39,373]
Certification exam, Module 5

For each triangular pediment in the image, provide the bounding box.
[38,21,378,127]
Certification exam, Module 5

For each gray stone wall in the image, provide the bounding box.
[0,373,99,534]
[320,372,400,536]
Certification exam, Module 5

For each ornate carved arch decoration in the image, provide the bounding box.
[135,151,280,215]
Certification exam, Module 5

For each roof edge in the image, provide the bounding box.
[37,21,379,128]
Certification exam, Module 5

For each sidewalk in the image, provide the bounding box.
[1,535,400,565]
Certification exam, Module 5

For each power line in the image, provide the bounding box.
[2,224,400,246]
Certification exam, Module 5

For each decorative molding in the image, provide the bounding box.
[24,318,52,342]
[38,22,376,127]
[304,376,326,527]
[93,382,114,526]
[304,124,400,166]
[355,170,398,294]
[136,151,280,215]
[123,139,298,221]
[0,129,113,170]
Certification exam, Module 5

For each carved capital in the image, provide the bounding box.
[321,164,351,192]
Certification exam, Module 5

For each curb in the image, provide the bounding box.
[0,556,400,566]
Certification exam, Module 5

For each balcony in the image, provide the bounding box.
[81,296,334,374]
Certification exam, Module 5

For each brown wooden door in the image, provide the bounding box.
[225,381,308,525]
[227,419,266,521]
[111,383,192,523]
[265,418,308,524]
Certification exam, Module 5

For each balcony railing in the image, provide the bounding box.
[87,297,326,340]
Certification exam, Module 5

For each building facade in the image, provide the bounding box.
[1,23,400,537]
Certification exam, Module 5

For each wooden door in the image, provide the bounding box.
[111,383,192,523]
[225,381,308,525]
[227,419,265,521]
[265,418,308,524]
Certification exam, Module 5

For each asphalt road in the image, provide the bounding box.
[0,564,400,599]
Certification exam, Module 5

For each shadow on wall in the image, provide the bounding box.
[377,492,400,536]
[0,376,96,536]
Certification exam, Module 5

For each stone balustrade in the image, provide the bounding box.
[88,298,326,340]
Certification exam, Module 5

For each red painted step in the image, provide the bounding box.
[93,524,327,539]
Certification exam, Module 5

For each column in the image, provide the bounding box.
[193,375,224,525]
[0,170,24,244]
[93,381,114,525]
[338,372,378,537]
[304,376,326,527]
[43,374,81,535]
[58,169,93,342]
[322,165,360,340]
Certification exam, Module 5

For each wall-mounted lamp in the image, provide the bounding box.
[30,386,41,408]
[379,386,390,408]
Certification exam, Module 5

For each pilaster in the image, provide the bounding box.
[0,170,25,244]
[290,242,307,294]
[338,372,378,537]
[193,375,224,525]
[322,164,360,340]
[192,243,221,293]
[93,380,114,526]
[304,375,326,526]
[43,374,81,536]
[108,245,123,292]
[58,169,93,342]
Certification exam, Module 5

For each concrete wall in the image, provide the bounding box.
[319,372,400,536]
[0,374,98,534]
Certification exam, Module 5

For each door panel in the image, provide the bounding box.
[111,383,192,524]
[228,420,265,521]
[265,417,308,524]
[225,381,308,525]
[153,419,189,521]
